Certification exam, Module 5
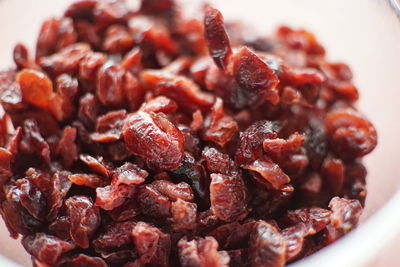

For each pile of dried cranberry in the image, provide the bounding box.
[0,0,377,266]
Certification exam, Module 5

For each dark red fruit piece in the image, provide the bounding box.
[35,17,77,59]
[38,43,91,76]
[0,69,24,110]
[56,126,78,168]
[107,199,140,222]
[64,0,97,19]
[111,162,148,186]
[48,216,71,240]
[20,119,51,164]
[103,25,134,54]
[22,233,75,264]
[14,43,31,69]
[263,133,305,161]
[243,155,290,190]
[68,173,106,188]
[248,221,286,267]
[140,0,175,14]
[57,254,108,267]
[202,146,237,176]
[93,0,130,29]
[324,197,362,244]
[235,120,280,165]
[204,7,232,70]
[178,236,230,267]
[169,199,197,231]
[232,47,280,104]
[96,64,126,107]
[284,207,331,235]
[201,98,238,146]
[79,52,106,86]
[96,184,136,211]
[151,180,195,202]
[90,110,127,143]
[78,93,100,129]
[131,221,171,266]
[140,96,178,114]
[137,184,171,218]
[79,154,111,177]
[210,173,248,222]
[281,223,307,261]
[93,220,137,253]
[123,111,184,171]
[141,70,215,112]
[65,195,101,248]
[325,108,377,158]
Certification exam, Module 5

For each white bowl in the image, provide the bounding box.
[0,0,399,266]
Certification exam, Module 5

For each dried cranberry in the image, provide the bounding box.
[204,7,232,70]
[232,47,280,104]
[235,120,280,165]
[22,233,75,264]
[325,108,377,158]
[131,222,171,266]
[210,173,248,222]
[200,98,238,146]
[248,221,286,267]
[178,236,230,267]
[65,195,101,248]
[123,111,184,171]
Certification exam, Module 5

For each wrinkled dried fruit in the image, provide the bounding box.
[204,7,232,70]
[123,111,184,171]
[22,233,75,264]
[325,108,377,158]
[0,1,376,266]
[210,173,248,222]
[65,195,100,248]
[249,221,286,267]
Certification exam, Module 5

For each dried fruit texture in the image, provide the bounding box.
[236,120,280,165]
[111,162,148,186]
[324,197,362,244]
[232,47,280,104]
[16,69,54,110]
[244,155,290,189]
[202,146,237,176]
[204,7,232,70]
[0,1,376,266]
[0,69,24,110]
[65,195,100,248]
[201,98,238,146]
[36,17,77,59]
[123,111,184,171]
[249,221,286,267]
[57,254,108,267]
[325,108,377,159]
[283,207,332,235]
[38,43,91,77]
[22,233,75,264]
[56,126,78,168]
[210,173,248,222]
[131,222,171,266]
[90,109,127,143]
[96,184,136,211]
[178,236,230,267]
[141,70,215,112]
[93,220,137,253]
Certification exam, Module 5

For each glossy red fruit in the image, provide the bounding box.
[204,7,232,70]
[123,111,184,170]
